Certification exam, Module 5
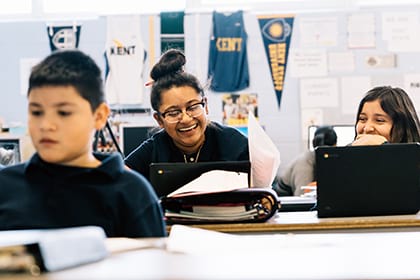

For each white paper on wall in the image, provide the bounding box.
[289,49,328,78]
[300,108,324,141]
[382,12,420,52]
[340,76,371,115]
[20,58,41,96]
[403,74,420,111]
[328,52,355,73]
[299,16,338,47]
[347,13,376,48]
[299,78,339,108]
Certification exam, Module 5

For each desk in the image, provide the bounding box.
[6,230,420,280]
[167,211,420,234]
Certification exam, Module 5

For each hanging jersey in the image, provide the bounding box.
[47,25,81,52]
[208,10,249,92]
[105,15,146,105]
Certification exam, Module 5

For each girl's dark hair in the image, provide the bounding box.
[150,49,204,111]
[28,49,104,111]
[313,125,337,148]
[355,86,420,143]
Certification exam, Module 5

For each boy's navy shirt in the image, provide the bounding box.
[0,152,166,238]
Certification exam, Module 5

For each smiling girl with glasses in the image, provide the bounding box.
[124,49,249,184]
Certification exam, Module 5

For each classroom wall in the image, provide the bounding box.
[184,6,420,174]
[0,5,420,174]
[0,16,159,126]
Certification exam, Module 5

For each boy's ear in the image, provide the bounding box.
[153,112,164,128]
[94,103,111,130]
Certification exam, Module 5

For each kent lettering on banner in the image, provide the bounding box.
[47,25,81,52]
[257,15,294,108]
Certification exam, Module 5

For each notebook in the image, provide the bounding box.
[149,161,251,197]
[315,143,420,218]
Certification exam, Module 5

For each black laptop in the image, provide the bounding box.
[149,161,251,198]
[316,143,420,218]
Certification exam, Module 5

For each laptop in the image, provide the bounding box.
[149,161,251,198]
[315,143,420,218]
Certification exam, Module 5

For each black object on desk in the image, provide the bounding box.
[277,196,316,212]
[316,143,420,218]
[149,161,251,198]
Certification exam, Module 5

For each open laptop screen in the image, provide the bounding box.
[149,161,251,198]
[316,143,420,218]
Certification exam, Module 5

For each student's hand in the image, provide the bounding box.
[351,134,388,146]
[307,181,317,187]
[301,182,317,194]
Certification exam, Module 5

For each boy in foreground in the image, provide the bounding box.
[0,50,166,237]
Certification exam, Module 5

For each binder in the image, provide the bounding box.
[161,188,280,224]
[0,226,108,275]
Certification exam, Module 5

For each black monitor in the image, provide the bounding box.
[119,124,158,156]
[308,125,355,150]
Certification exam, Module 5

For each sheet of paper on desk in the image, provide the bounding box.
[247,112,280,187]
[167,225,420,279]
[167,170,248,197]
[167,224,420,256]
[105,238,166,254]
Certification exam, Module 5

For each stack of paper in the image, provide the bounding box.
[167,170,248,197]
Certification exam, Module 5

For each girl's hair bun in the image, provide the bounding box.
[150,49,186,81]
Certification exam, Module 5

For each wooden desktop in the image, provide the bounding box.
[166,211,420,234]
[5,218,420,280]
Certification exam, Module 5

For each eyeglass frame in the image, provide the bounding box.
[157,99,207,123]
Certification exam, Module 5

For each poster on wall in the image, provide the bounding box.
[289,49,328,77]
[222,93,258,126]
[299,16,338,47]
[403,74,420,109]
[301,108,323,141]
[257,14,294,108]
[20,58,41,96]
[46,25,81,52]
[347,13,375,49]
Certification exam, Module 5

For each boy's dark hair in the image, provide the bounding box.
[355,86,420,143]
[313,125,337,148]
[28,49,105,111]
[150,49,204,112]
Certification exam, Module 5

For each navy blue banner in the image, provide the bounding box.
[257,15,294,108]
[47,25,81,52]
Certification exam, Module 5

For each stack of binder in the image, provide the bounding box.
[161,187,280,224]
